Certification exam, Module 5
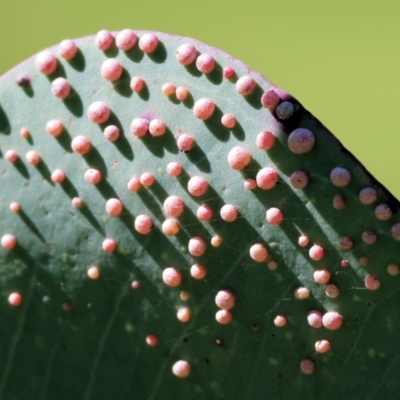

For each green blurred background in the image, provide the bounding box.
[1,0,399,197]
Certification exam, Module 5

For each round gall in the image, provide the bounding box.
[149,119,166,137]
[298,234,309,247]
[127,177,141,192]
[211,235,223,247]
[261,90,280,109]
[290,170,309,189]
[71,197,84,209]
[196,53,215,73]
[166,162,182,177]
[130,118,149,137]
[375,204,392,221]
[187,176,208,197]
[58,39,77,59]
[162,219,180,236]
[134,215,153,235]
[274,315,287,327]
[391,223,400,241]
[249,244,268,262]
[359,187,377,204]
[9,202,20,213]
[51,77,71,99]
[26,151,40,166]
[287,128,315,154]
[221,113,236,129]
[102,238,116,253]
[307,310,323,328]
[1,234,17,250]
[139,33,159,53]
[35,50,57,75]
[267,260,278,270]
[5,150,18,163]
[146,334,158,346]
[140,172,154,187]
[236,75,256,96]
[256,167,278,189]
[130,76,145,92]
[101,59,123,81]
[294,287,310,300]
[309,244,324,261]
[315,340,330,353]
[215,290,235,310]
[313,268,330,284]
[300,359,314,375]
[197,205,213,221]
[220,204,238,222]
[176,86,189,101]
[172,360,191,378]
[276,102,294,120]
[162,82,176,96]
[51,169,65,184]
[84,169,102,184]
[387,264,399,276]
[190,264,207,279]
[223,66,235,79]
[131,280,140,289]
[8,292,22,306]
[176,43,197,65]
[87,266,100,280]
[333,194,346,210]
[227,147,251,170]
[325,284,340,298]
[162,267,181,287]
[365,274,380,291]
[244,179,257,190]
[95,30,114,50]
[71,135,91,154]
[116,29,137,50]
[193,98,215,120]
[46,119,64,136]
[87,101,110,124]
[266,207,283,225]
[362,231,377,245]
[20,128,30,139]
[177,307,191,323]
[104,125,120,142]
[256,131,275,150]
[188,237,206,257]
[339,236,353,250]
[105,198,123,217]
[330,167,351,187]
[177,133,195,152]
[216,310,232,324]
[322,311,343,330]
[163,195,184,217]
